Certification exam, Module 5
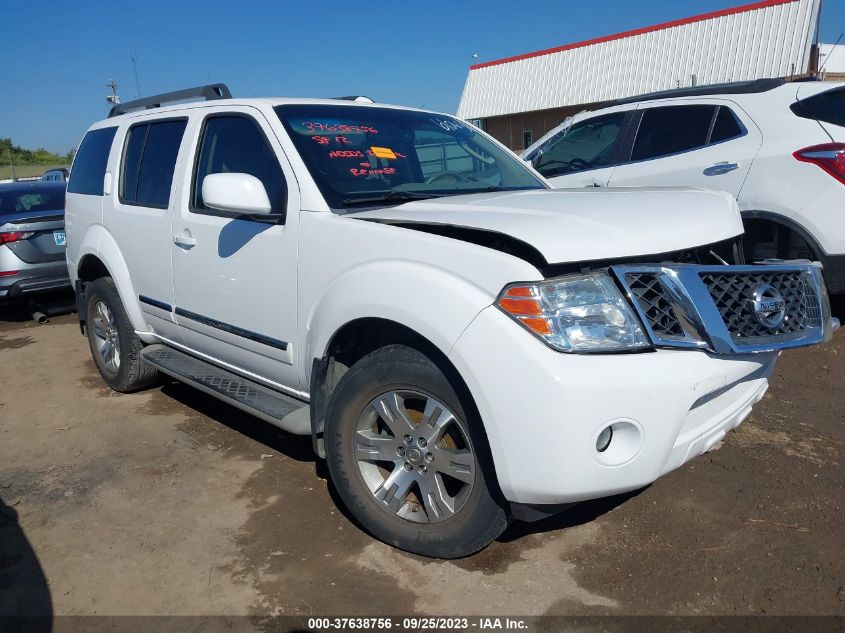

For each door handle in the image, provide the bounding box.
[173,232,197,247]
[703,162,739,176]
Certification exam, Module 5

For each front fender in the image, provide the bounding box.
[302,259,499,386]
[76,224,147,333]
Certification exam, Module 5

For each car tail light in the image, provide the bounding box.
[0,270,19,277]
[0,230,34,245]
[793,143,845,185]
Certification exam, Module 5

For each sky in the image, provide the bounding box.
[2,0,844,154]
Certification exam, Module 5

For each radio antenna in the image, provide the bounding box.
[130,52,142,98]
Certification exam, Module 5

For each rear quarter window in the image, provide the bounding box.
[710,106,744,144]
[67,127,117,196]
[791,89,845,128]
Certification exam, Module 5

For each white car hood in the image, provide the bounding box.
[349,187,742,265]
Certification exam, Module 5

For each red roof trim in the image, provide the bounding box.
[470,0,797,70]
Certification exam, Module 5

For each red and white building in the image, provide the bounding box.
[457,0,823,150]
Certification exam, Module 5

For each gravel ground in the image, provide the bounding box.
[1,295,843,625]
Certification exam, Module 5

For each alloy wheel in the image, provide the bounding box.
[91,300,121,373]
[354,389,475,524]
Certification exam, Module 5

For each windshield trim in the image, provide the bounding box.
[338,186,544,211]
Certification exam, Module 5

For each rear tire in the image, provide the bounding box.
[85,277,158,393]
[324,344,510,558]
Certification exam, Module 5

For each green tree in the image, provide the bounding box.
[1,137,70,166]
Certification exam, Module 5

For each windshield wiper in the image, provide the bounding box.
[342,191,447,207]
[342,186,536,208]
[461,185,539,193]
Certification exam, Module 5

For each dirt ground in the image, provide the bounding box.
[1,294,843,624]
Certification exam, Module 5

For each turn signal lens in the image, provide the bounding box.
[520,317,552,336]
[497,296,543,316]
[496,273,651,353]
[505,286,534,297]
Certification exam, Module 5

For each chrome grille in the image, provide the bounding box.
[700,271,822,342]
[625,273,684,337]
[613,263,829,354]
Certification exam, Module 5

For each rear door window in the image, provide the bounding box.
[791,88,845,128]
[631,105,716,161]
[67,127,117,196]
[533,113,626,178]
[121,119,187,207]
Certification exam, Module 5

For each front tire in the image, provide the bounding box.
[85,277,158,393]
[324,344,510,558]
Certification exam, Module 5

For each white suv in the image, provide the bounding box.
[523,79,845,296]
[65,84,837,558]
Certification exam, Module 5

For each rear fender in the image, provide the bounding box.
[75,224,146,332]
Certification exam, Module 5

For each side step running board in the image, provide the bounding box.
[141,344,310,434]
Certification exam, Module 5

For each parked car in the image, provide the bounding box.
[41,168,69,182]
[66,84,837,558]
[522,79,845,296]
[0,180,70,300]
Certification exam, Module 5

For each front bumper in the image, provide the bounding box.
[449,306,779,505]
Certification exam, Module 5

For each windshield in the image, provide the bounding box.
[274,104,546,210]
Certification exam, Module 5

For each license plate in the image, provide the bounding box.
[53,230,66,246]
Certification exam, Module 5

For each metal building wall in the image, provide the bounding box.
[457,0,821,121]
[819,43,845,79]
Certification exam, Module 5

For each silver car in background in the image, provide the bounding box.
[0,181,70,300]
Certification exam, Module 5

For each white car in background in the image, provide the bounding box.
[523,79,845,296]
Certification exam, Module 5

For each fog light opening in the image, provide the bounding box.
[596,426,613,453]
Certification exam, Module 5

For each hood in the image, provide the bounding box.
[348,188,742,265]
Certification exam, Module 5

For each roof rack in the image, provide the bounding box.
[108,83,232,118]
[335,95,375,104]
[607,78,789,107]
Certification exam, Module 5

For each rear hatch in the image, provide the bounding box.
[793,83,845,141]
[0,182,67,263]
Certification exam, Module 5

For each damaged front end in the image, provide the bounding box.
[499,239,838,355]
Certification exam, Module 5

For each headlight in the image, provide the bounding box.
[496,272,651,353]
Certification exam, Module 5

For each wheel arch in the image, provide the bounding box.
[308,317,494,484]
[301,260,499,453]
[74,225,146,334]
[741,210,826,259]
[77,253,110,283]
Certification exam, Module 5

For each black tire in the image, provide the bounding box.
[85,277,158,393]
[324,344,510,558]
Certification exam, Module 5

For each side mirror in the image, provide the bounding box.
[202,173,273,215]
